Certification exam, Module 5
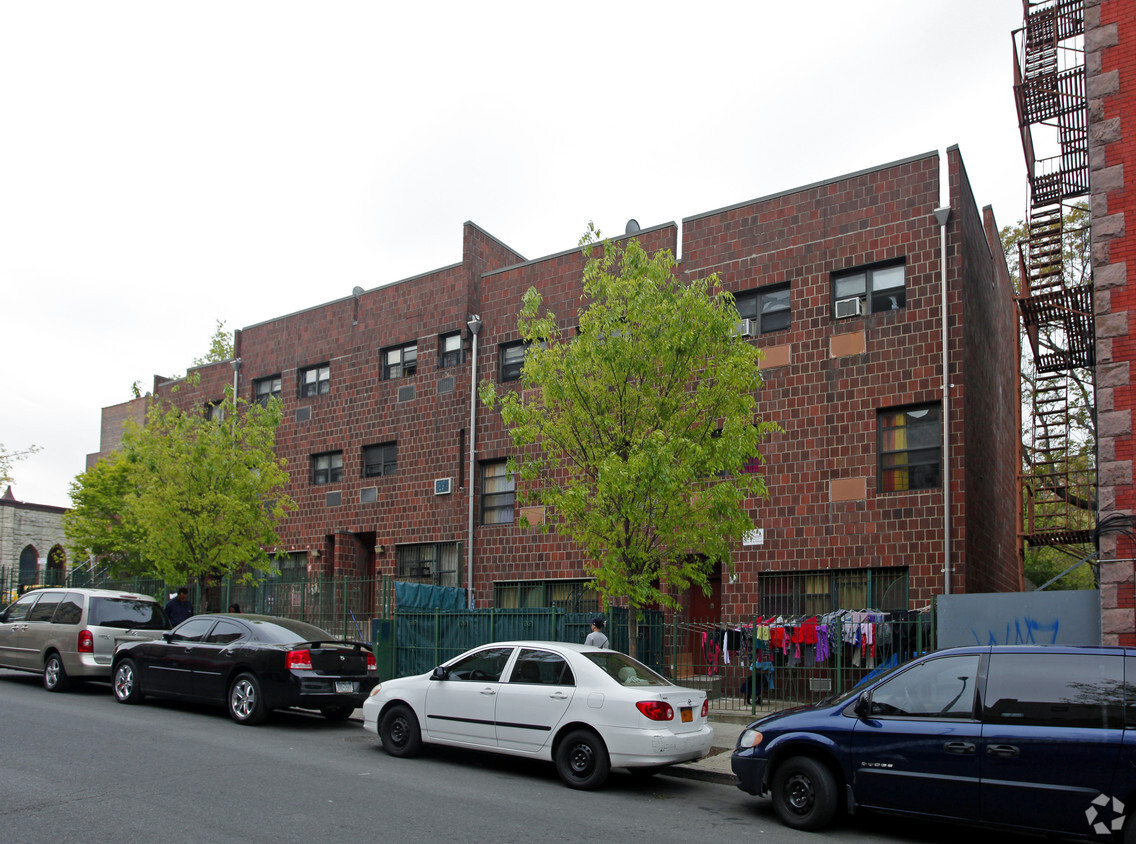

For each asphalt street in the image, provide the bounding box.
[0,669,1076,844]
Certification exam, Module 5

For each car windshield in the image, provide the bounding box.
[88,597,169,629]
[584,652,672,687]
[243,617,337,644]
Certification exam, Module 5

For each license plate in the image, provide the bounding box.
[335,681,357,694]
[680,707,693,723]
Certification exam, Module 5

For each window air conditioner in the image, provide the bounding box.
[834,297,864,319]
[434,477,453,495]
[735,318,757,338]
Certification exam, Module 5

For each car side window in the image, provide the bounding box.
[170,617,215,643]
[868,654,979,718]
[509,648,574,686]
[206,620,246,645]
[985,652,1124,729]
[447,647,514,682]
[3,592,41,622]
[26,592,62,622]
[53,593,83,625]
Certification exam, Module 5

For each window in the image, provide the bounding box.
[494,579,601,612]
[26,592,61,622]
[509,648,574,686]
[439,332,463,367]
[500,341,526,382]
[445,647,514,682]
[879,404,941,492]
[363,442,397,478]
[300,364,330,397]
[206,620,246,645]
[759,568,908,616]
[205,401,226,422]
[986,652,1124,729]
[396,542,461,587]
[383,343,417,379]
[868,654,980,718]
[169,617,214,643]
[736,284,790,335]
[832,262,906,316]
[481,461,514,525]
[311,452,343,485]
[254,375,282,406]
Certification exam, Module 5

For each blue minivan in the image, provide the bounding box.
[732,645,1136,839]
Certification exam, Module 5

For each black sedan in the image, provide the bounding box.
[111,613,378,725]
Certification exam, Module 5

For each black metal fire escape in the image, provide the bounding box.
[1013,0,1095,553]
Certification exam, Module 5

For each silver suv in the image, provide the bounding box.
[0,587,171,691]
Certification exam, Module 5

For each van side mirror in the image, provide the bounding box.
[431,665,450,681]
[853,692,872,718]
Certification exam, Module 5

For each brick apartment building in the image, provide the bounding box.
[90,147,1021,625]
[1086,0,1136,643]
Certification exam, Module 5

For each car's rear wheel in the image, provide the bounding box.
[555,729,610,790]
[771,755,838,831]
[228,672,267,725]
[43,652,70,692]
[379,704,422,757]
[113,659,144,703]
[321,705,354,721]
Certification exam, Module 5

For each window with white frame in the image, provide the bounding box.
[311,451,343,485]
[383,343,418,379]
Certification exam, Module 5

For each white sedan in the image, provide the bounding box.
[362,640,714,789]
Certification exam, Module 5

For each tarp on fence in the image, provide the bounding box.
[394,581,467,610]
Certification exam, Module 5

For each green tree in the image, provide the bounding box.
[1001,202,1095,589]
[0,443,41,487]
[194,319,235,366]
[482,227,776,657]
[65,382,294,585]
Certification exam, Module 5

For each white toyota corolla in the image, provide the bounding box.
[362,640,714,789]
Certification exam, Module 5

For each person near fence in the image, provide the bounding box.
[228,603,242,613]
[165,587,194,625]
[585,616,609,649]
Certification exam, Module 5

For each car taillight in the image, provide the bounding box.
[701,698,709,718]
[77,630,94,654]
[636,700,674,721]
[366,652,377,672]
[286,649,313,670]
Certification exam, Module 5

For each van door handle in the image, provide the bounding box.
[986,744,1020,758]
[943,741,976,754]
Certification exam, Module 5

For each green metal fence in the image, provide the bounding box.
[1,566,934,711]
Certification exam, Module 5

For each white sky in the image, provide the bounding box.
[2,1,1030,508]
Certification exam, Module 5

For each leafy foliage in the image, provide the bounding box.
[482,227,776,655]
[0,443,41,488]
[194,319,235,366]
[65,382,294,584]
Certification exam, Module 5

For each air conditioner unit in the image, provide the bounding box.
[434,477,453,495]
[834,297,864,319]
[735,318,757,338]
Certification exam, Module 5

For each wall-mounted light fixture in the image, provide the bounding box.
[374,545,384,555]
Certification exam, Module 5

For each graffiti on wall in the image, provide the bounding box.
[971,616,1061,645]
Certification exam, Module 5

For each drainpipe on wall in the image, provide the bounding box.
[466,315,482,609]
[934,206,952,595]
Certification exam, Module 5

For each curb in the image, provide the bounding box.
[662,764,736,786]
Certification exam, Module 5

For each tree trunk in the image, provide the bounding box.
[627,610,638,660]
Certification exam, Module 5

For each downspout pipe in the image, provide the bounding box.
[934,206,952,595]
[466,315,482,609]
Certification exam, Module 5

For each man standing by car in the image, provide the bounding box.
[585,616,609,648]
[165,587,194,625]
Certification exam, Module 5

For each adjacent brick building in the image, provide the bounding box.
[90,148,1021,624]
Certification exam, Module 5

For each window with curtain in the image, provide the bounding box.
[878,404,941,492]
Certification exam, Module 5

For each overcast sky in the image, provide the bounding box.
[2,1,1029,508]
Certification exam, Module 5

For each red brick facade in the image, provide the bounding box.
[105,150,1021,621]
[1089,0,1136,644]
